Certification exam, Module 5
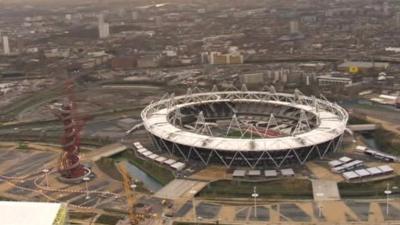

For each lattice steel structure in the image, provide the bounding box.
[51,82,88,179]
[142,88,348,168]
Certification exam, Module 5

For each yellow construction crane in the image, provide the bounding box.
[117,162,144,225]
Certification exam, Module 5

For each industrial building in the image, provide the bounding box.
[337,61,390,73]
[209,52,244,65]
[98,14,110,39]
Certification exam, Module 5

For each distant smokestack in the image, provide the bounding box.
[3,36,10,55]
[396,12,400,27]
[290,20,299,34]
[98,14,110,39]
[383,2,390,16]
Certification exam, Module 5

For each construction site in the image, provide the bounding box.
[0,0,400,224]
[0,76,399,225]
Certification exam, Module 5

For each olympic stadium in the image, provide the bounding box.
[141,88,348,168]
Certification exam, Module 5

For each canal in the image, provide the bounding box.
[120,160,163,193]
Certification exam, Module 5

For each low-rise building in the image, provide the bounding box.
[317,75,352,87]
[337,61,390,74]
[209,52,244,65]
[137,54,161,68]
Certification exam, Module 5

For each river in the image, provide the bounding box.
[121,160,162,193]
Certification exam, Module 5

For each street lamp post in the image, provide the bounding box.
[83,177,90,200]
[189,189,198,223]
[251,186,259,218]
[318,205,323,218]
[42,169,50,187]
[384,183,392,216]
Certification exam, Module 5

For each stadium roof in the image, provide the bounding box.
[143,91,347,152]
[0,201,64,225]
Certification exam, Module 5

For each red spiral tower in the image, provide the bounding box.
[52,81,88,179]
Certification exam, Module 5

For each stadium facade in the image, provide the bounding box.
[142,89,348,168]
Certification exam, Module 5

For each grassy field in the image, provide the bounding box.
[174,223,232,225]
[95,214,124,225]
[349,116,400,156]
[117,150,175,185]
[198,179,313,199]
[96,157,123,181]
[338,176,400,198]
[96,157,151,193]
[226,130,261,139]
[373,128,400,156]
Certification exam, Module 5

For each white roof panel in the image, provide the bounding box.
[171,162,185,171]
[339,156,352,163]
[343,171,359,180]
[142,151,152,156]
[137,148,147,153]
[354,169,370,177]
[378,165,394,173]
[233,170,246,177]
[133,142,143,148]
[366,167,382,175]
[356,145,367,151]
[280,168,295,176]
[164,159,176,165]
[341,160,363,169]
[264,170,278,177]
[329,160,343,167]
[0,201,62,225]
[148,154,159,160]
[155,156,167,163]
[248,170,261,176]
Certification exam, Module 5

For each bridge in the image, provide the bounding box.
[84,143,127,162]
[347,124,378,132]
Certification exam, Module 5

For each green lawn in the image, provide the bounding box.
[373,128,400,156]
[349,116,400,156]
[198,179,313,199]
[226,130,262,139]
[96,157,123,181]
[339,176,400,198]
[117,150,175,185]
[174,223,232,225]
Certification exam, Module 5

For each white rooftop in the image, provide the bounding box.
[354,169,370,177]
[329,160,343,167]
[171,162,185,171]
[137,148,147,153]
[264,170,278,177]
[339,156,352,163]
[133,142,143,148]
[332,166,344,173]
[343,171,359,180]
[248,170,261,176]
[0,201,63,225]
[366,167,382,175]
[280,168,295,176]
[338,61,389,69]
[233,170,246,177]
[378,165,394,173]
[155,156,167,163]
[356,145,367,151]
[341,160,363,169]
[148,153,159,160]
[141,151,152,156]
[164,159,177,165]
